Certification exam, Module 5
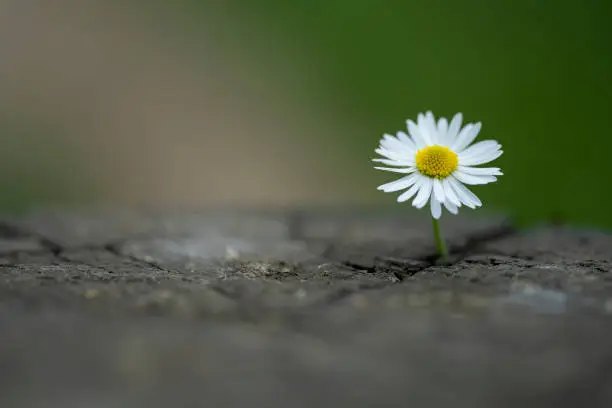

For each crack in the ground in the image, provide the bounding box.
[0,215,518,308]
[0,221,99,257]
[307,225,518,308]
[103,243,170,272]
[340,261,375,273]
[334,223,518,281]
[0,221,174,275]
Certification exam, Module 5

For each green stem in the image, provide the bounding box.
[431,217,448,260]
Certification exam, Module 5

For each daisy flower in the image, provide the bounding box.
[373,111,503,258]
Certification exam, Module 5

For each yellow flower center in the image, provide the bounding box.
[415,145,458,179]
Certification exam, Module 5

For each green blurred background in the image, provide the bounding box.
[1,0,611,228]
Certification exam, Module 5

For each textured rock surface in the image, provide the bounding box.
[1,208,612,408]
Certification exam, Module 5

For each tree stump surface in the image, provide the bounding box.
[1,208,612,408]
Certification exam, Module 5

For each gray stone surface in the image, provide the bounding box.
[1,208,612,408]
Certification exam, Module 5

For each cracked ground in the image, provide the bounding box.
[1,208,612,408]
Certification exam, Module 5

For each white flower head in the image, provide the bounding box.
[373,111,503,219]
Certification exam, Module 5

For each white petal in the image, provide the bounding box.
[412,177,433,209]
[458,165,503,176]
[372,158,415,167]
[437,117,448,146]
[407,120,427,149]
[374,166,417,174]
[453,122,482,152]
[396,131,417,152]
[374,147,396,159]
[375,147,415,164]
[397,180,422,202]
[443,200,459,215]
[377,173,419,192]
[441,178,461,207]
[447,177,474,208]
[424,111,438,144]
[449,176,482,207]
[430,198,442,219]
[433,178,445,202]
[446,113,463,144]
[381,133,413,150]
[460,149,503,166]
[417,112,436,145]
[375,146,401,158]
[396,130,410,143]
[458,140,500,160]
[450,124,472,151]
[380,137,413,154]
[453,170,497,185]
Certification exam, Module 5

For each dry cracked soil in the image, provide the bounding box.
[1,208,612,408]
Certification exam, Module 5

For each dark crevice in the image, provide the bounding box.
[103,243,169,272]
[38,238,63,256]
[460,253,528,265]
[378,264,429,281]
[330,224,518,282]
[378,258,432,278]
[391,271,405,281]
[417,223,517,265]
[53,251,77,264]
[336,258,429,283]
[0,220,69,257]
[341,261,376,273]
